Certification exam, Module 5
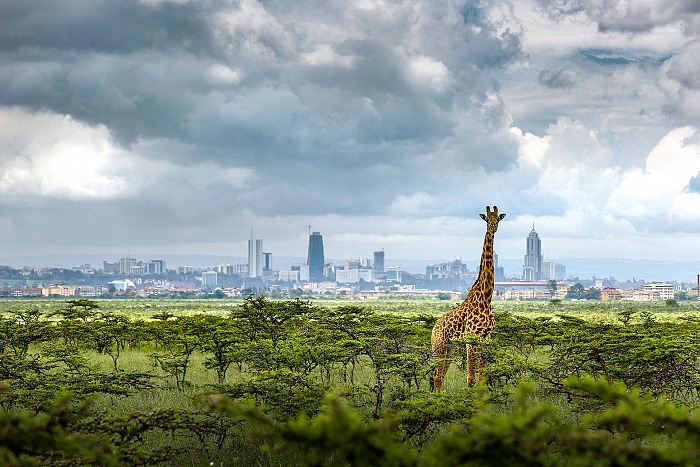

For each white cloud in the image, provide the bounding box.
[301,44,356,68]
[606,126,700,230]
[206,64,242,86]
[0,108,131,199]
[0,107,257,207]
[213,0,295,62]
[406,55,453,93]
[658,39,700,119]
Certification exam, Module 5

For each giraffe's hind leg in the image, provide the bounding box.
[431,344,452,393]
[466,343,488,387]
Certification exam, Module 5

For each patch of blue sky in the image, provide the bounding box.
[579,48,671,66]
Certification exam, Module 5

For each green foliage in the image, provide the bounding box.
[0,390,116,466]
[206,378,700,466]
[2,298,700,464]
[566,283,585,299]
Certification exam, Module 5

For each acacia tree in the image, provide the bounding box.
[151,317,199,389]
[90,313,132,371]
[189,315,242,384]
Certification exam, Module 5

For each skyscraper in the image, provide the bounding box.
[373,250,385,273]
[523,224,543,281]
[248,234,263,278]
[307,231,325,281]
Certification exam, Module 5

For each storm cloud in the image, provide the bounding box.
[0,0,699,263]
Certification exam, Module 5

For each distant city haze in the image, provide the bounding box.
[1,253,699,283]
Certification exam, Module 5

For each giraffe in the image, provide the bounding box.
[430,205,506,392]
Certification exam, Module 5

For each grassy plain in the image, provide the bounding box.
[2,296,699,320]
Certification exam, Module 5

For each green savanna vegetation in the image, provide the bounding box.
[2,297,700,465]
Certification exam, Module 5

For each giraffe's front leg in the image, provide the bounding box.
[477,334,491,386]
[466,343,477,388]
[478,351,486,385]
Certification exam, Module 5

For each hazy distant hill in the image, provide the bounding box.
[0,254,698,283]
[498,258,700,283]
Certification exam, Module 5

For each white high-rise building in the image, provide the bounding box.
[248,234,263,278]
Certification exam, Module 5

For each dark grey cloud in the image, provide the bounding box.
[539,68,576,88]
[537,0,700,34]
[1,0,698,262]
[0,0,525,239]
[0,0,216,55]
[660,39,700,119]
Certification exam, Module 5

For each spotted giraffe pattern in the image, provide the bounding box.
[431,206,506,392]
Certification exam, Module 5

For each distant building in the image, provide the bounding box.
[426,260,468,280]
[307,232,325,281]
[201,270,218,288]
[336,268,373,284]
[263,252,272,272]
[77,285,103,297]
[541,259,566,281]
[41,285,75,297]
[324,263,335,281]
[642,281,674,300]
[386,266,401,283]
[109,279,135,291]
[217,263,253,277]
[119,256,138,275]
[373,250,385,273]
[248,234,263,278]
[600,287,622,301]
[299,264,310,281]
[148,260,166,275]
[523,225,543,281]
[102,261,119,274]
[279,269,300,281]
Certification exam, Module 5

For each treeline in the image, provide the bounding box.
[2,298,700,465]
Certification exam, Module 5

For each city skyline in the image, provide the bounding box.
[0,2,699,264]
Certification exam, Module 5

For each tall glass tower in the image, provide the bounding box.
[248,234,263,278]
[523,224,543,281]
[307,232,325,281]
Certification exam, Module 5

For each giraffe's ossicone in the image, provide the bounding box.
[430,206,506,392]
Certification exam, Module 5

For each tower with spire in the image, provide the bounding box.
[523,223,543,281]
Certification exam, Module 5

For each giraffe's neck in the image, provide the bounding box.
[471,231,495,302]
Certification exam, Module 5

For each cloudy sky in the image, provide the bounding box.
[1,0,699,266]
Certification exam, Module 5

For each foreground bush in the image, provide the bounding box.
[2,298,700,465]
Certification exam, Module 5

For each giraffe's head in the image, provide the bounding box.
[479,206,506,235]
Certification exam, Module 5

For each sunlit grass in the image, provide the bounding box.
[3,297,700,322]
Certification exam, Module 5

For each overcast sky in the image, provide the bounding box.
[1,0,699,265]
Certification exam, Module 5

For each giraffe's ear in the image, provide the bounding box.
[480,213,487,221]
[498,213,506,221]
